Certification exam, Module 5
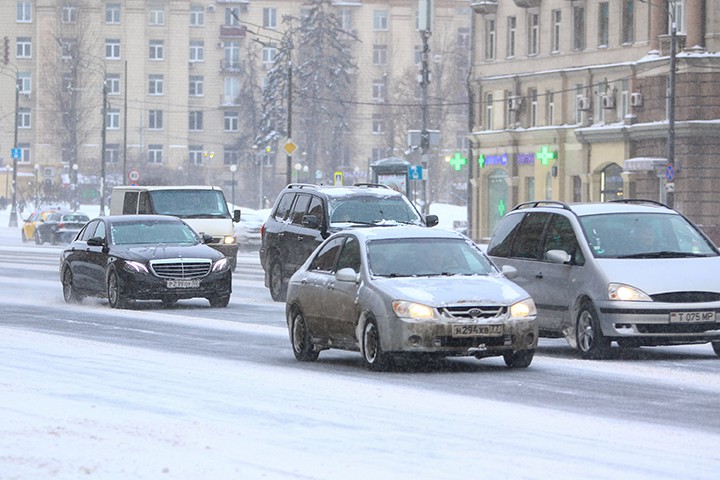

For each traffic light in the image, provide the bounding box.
[3,36,9,65]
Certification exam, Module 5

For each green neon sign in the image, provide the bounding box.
[537,146,556,166]
[449,152,467,171]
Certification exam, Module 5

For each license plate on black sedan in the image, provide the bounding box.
[669,311,715,323]
[166,279,200,289]
[452,324,502,337]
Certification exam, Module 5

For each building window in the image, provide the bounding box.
[223,147,239,166]
[372,114,384,134]
[105,144,120,164]
[224,42,240,69]
[105,39,120,59]
[189,146,204,166]
[372,81,385,102]
[59,39,76,60]
[18,72,31,94]
[106,108,120,129]
[575,84,585,124]
[17,108,31,128]
[485,93,493,130]
[547,91,555,125]
[527,12,539,56]
[620,79,629,118]
[189,40,204,62]
[338,8,353,31]
[529,89,538,127]
[189,111,203,131]
[458,27,470,50]
[263,8,277,28]
[189,75,204,96]
[17,144,31,164]
[225,8,240,26]
[149,9,165,26]
[149,40,164,60]
[373,10,388,31]
[16,37,32,58]
[62,3,77,23]
[148,110,163,130]
[598,2,609,47]
[106,3,120,24]
[573,6,586,51]
[484,18,496,60]
[148,145,163,164]
[621,0,634,44]
[190,5,204,27]
[373,45,387,65]
[525,177,535,202]
[224,77,240,104]
[670,0,686,34]
[414,45,422,65]
[17,2,32,22]
[224,112,239,132]
[507,16,516,58]
[105,74,120,95]
[148,74,164,95]
[551,10,561,53]
[262,45,277,64]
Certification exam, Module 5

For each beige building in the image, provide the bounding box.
[468,0,720,242]
[0,0,472,217]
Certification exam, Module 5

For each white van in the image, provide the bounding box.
[110,186,241,270]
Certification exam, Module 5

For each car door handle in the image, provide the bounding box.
[297,236,304,242]
[535,272,543,279]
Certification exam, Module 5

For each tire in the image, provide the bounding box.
[21,230,28,242]
[576,302,611,359]
[289,310,319,362]
[107,269,129,309]
[503,349,535,368]
[361,318,391,371]
[712,341,720,357]
[208,295,230,308]
[34,230,43,245]
[62,267,83,304]
[268,258,287,302]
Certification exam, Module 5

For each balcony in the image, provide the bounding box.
[470,1,498,15]
[513,0,542,8]
[220,25,247,37]
[219,59,243,73]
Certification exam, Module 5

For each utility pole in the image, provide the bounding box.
[286,61,293,186]
[419,0,432,214]
[9,75,19,227]
[100,80,108,215]
[666,0,677,208]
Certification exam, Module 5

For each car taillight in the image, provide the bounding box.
[260,223,265,237]
[58,222,65,228]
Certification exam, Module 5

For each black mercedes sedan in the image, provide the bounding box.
[60,215,232,309]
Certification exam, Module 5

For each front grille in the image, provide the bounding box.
[435,335,511,348]
[636,323,719,334]
[440,305,507,319]
[650,291,720,303]
[150,259,212,278]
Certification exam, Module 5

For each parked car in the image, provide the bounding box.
[486,199,720,359]
[60,215,232,309]
[34,211,90,245]
[21,207,59,242]
[260,183,439,301]
[285,226,538,371]
[234,207,265,251]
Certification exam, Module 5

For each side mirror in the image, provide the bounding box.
[302,214,320,230]
[233,209,241,223]
[336,267,359,283]
[201,233,214,244]
[545,249,571,264]
[501,265,518,279]
[87,236,104,247]
[425,214,439,227]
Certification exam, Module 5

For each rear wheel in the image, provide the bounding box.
[107,269,129,309]
[208,296,230,308]
[268,258,287,302]
[503,349,535,368]
[34,230,43,245]
[289,310,319,362]
[62,268,83,304]
[576,302,611,359]
[361,318,391,371]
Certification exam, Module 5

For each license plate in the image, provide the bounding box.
[670,311,715,323]
[167,279,200,289]
[452,324,502,337]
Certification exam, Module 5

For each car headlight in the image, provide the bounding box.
[123,260,149,274]
[608,283,652,302]
[509,298,537,319]
[212,257,229,272]
[392,301,436,319]
[223,235,236,245]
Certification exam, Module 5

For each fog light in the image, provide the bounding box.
[408,335,422,347]
[524,332,536,345]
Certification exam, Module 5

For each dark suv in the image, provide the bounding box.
[260,183,438,301]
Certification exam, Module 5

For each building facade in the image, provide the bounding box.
[468,0,720,242]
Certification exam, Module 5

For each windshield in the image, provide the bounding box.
[579,212,718,259]
[328,195,423,226]
[111,220,200,246]
[149,190,231,218]
[368,238,495,277]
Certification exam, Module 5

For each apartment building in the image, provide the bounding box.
[0,0,472,214]
[467,0,720,242]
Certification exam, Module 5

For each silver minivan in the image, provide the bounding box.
[486,200,720,359]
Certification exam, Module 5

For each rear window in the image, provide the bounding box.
[328,195,423,225]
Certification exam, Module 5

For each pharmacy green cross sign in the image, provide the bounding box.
[449,152,467,171]
[537,146,556,166]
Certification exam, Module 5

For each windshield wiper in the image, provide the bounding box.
[617,251,709,259]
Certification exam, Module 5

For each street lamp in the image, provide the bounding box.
[229,164,237,208]
[294,162,309,182]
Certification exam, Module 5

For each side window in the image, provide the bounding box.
[122,192,138,214]
[307,195,325,228]
[138,191,153,214]
[273,193,294,221]
[487,213,524,257]
[95,221,107,242]
[309,237,344,272]
[511,212,549,259]
[79,220,100,241]
[290,194,311,225]
[543,214,584,265]
[336,236,360,272]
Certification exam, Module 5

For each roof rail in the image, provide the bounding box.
[511,200,573,212]
[353,183,392,190]
[610,198,668,208]
[286,183,318,190]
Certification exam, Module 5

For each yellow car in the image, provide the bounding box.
[21,208,59,243]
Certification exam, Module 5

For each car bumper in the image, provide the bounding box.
[117,269,232,301]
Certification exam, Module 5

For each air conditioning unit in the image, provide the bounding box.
[206,5,216,13]
[602,95,616,109]
[630,92,643,107]
[577,95,591,111]
[508,95,523,111]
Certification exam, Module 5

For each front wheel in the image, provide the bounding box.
[289,310,319,362]
[503,349,535,368]
[576,302,611,359]
[712,341,720,357]
[34,230,43,245]
[268,258,287,302]
[62,268,83,304]
[107,269,129,309]
[208,296,230,308]
[361,318,391,371]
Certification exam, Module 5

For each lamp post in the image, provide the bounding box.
[666,0,677,208]
[8,73,20,227]
[71,163,79,211]
[294,162,309,182]
[229,164,237,208]
[33,163,39,208]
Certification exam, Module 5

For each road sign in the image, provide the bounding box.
[334,171,343,185]
[666,164,675,182]
[128,169,140,182]
[283,139,298,156]
[11,148,21,159]
[408,165,423,180]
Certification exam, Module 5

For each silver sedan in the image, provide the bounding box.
[285,226,538,371]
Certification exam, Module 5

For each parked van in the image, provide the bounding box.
[110,186,241,270]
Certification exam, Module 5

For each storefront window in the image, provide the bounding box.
[487,169,508,236]
[600,163,623,201]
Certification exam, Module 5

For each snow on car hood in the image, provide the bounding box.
[372,275,529,306]
[595,256,720,294]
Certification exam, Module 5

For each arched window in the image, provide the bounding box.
[487,169,508,235]
[600,163,623,201]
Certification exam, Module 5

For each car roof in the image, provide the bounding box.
[113,185,222,191]
[95,214,184,224]
[281,183,406,199]
[510,200,679,218]
[334,225,467,242]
